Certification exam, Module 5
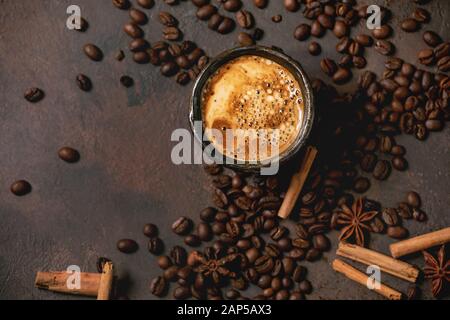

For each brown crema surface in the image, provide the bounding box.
[201,55,305,162]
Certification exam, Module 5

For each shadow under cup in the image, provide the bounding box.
[189,46,315,172]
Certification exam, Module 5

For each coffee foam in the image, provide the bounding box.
[201,55,304,162]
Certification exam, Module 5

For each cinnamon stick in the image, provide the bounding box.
[97,261,114,300]
[337,242,419,283]
[332,259,403,300]
[390,227,450,258]
[35,271,101,297]
[278,146,318,219]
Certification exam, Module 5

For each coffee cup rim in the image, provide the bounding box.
[189,45,315,171]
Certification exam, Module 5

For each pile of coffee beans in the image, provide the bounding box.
[144,170,319,300]
[111,3,210,86]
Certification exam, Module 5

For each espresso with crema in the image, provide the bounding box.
[201,55,305,162]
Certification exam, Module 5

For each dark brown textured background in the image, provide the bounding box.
[0,0,449,300]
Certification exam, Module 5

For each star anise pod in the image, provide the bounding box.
[337,197,379,247]
[423,245,450,297]
[194,253,241,285]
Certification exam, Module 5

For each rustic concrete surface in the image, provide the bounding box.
[0,0,449,300]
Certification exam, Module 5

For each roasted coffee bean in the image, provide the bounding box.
[391,145,406,156]
[308,42,321,56]
[401,18,419,32]
[277,238,292,252]
[163,265,179,282]
[355,34,373,47]
[254,255,274,274]
[129,38,149,52]
[257,274,271,289]
[129,8,148,25]
[370,217,385,233]
[406,191,421,208]
[200,207,216,222]
[352,56,366,69]
[196,222,212,241]
[392,156,408,171]
[163,26,181,41]
[320,58,337,76]
[224,0,242,12]
[423,31,442,47]
[359,71,376,89]
[208,14,224,30]
[385,57,403,70]
[412,8,430,23]
[236,10,253,29]
[275,290,289,300]
[165,0,178,5]
[159,12,178,27]
[238,32,255,46]
[289,248,305,261]
[312,234,330,252]
[412,208,427,222]
[175,72,189,85]
[294,24,310,41]
[372,25,392,39]
[373,160,391,180]
[148,237,164,255]
[425,119,444,131]
[382,208,400,226]
[188,48,205,64]
[212,222,226,235]
[353,177,370,193]
[437,56,450,72]
[333,67,352,84]
[380,136,394,153]
[137,0,154,9]
[112,0,130,10]
[311,20,325,37]
[160,61,179,76]
[305,248,321,262]
[175,55,191,69]
[133,51,150,64]
[117,239,138,253]
[58,147,80,163]
[168,44,182,57]
[120,75,134,88]
[317,14,334,29]
[397,202,412,219]
[196,4,217,20]
[418,49,435,66]
[284,0,300,12]
[253,0,267,9]
[158,48,173,62]
[173,286,191,300]
[184,234,201,247]
[172,217,192,235]
[374,40,394,55]
[170,246,187,266]
[298,280,312,294]
[143,224,159,239]
[150,276,167,297]
[124,22,144,38]
[83,44,103,61]
[333,20,348,38]
[387,226,409,239]
[292,265,306,283]
[10,180,32,196]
